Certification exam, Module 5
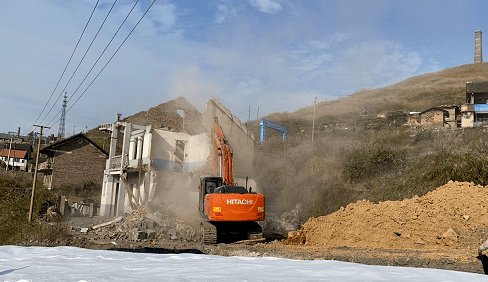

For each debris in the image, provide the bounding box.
[479,239,488,255]
[168,229,177,240]
[262,204,303,239]
[414,238,425,245]
[87,203,201,243]
[147,230,156,240]
[133,230,147,241]
[442,228,458,240]
[93,217,122,230]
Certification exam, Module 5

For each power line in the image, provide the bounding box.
[46,0,142,129]
[26,0,100,135]
[47,0,157,129]
[38,0,119,126]
[45,0,140,129]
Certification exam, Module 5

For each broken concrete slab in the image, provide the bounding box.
[169,229,177,240]
[147,230,156,240]
[133,230,147,241]
[93,217,122,230]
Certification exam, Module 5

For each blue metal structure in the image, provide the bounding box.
[260,119,287,144]
[475,104,488,112]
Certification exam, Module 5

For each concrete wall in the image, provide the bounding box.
[101,125,211,216]
[202,98,255,178]
[151,129,211,172]
[101,98,256,216]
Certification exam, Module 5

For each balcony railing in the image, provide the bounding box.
[109,156,122,169]
[38,162,52,171]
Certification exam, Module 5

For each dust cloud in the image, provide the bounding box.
[149,172,202,227]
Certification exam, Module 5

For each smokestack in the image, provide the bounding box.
[475,30,482,63]
[17,127,20,138]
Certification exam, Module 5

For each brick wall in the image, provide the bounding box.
[51,138,107,188]
[421,110,445,128]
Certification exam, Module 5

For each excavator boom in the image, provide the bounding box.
[212,118,234,185]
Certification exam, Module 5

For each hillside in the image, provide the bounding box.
[247,63,488,220]
[250,63,488,135]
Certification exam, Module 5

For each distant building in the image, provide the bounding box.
[0,131,28,143]
[420,106,459,129]
[461,81,488,127]
[39,133,108,189]
[0,143,33,171]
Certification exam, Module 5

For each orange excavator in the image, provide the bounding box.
[198,117,265,244]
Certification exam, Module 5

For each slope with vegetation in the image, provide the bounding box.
[248,63,488,220]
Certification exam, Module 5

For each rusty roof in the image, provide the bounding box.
[0,149,27,159]
[466,81,488,93]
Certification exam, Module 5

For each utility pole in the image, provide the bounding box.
[312,97,317,143]
[5,132,14,171]
[29,125,50,222]
[257,106,259,121]
[248,105,251,122]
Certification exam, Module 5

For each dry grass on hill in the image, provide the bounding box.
[255,63,488,130]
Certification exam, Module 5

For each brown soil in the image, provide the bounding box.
[280,181,488,273]
[288,181,488,253]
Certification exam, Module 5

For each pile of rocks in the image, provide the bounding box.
[262,204,303,240]
[90,203,201,243]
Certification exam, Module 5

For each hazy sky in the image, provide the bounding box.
[1,0,486,136]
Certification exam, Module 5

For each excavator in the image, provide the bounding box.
[198,117,265,244]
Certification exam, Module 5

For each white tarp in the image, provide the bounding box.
[0,246,486,281]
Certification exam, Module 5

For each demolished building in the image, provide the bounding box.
[100,98,255,217]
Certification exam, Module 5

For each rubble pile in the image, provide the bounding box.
[262,204,303,239]
[124,97,204,135]
[146,203,200,242]
[90,203,201,243]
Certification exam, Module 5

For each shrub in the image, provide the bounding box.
[0,171,68,245]
[342,147,405,183]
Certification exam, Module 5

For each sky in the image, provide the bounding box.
[1,246,487,281]
[1,0,487,136]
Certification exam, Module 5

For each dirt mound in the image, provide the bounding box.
[285,181,488,252]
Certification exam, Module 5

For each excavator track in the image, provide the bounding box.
[201,221,218,244]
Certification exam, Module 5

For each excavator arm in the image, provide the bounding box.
[212,117,234,185]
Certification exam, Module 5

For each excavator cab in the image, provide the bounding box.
[199,177,223,215]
